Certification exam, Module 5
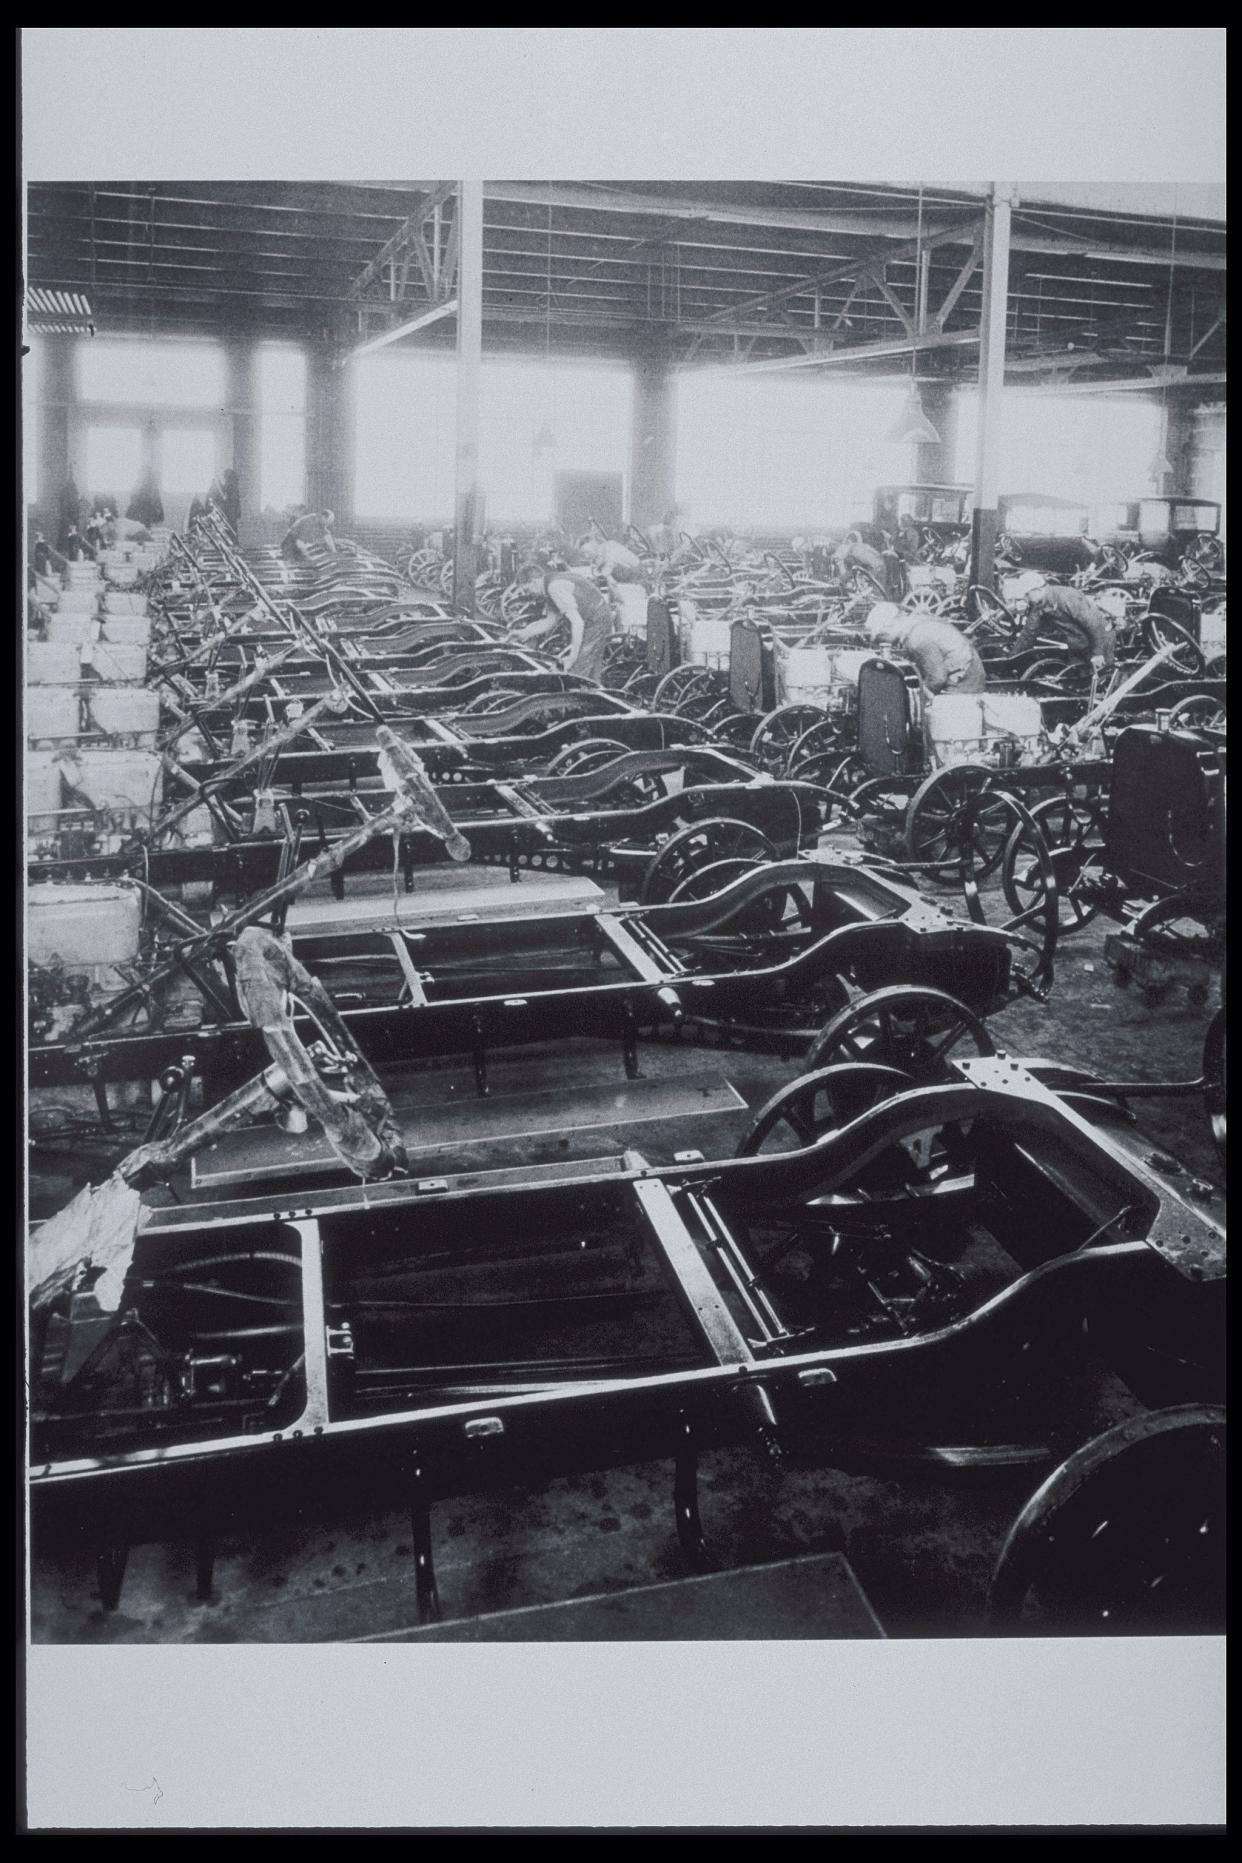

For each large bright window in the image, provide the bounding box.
[675,373,915,532]
[161,427,218,497]
[352,353,633,524]
[83,426,143,507]
[258,345,308,511]
[23,335,41,504]
[955,389,1162,506]
[78,338,226,409]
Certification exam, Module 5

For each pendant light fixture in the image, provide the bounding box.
[886,185,941,449]
[1147,195,1177,486]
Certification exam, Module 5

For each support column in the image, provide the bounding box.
[34,336,74,522]
[912,380,960,486]
[1160,396,1195,498]
[306,343,356,528]
[452,178,485,610]
[630,336,677,530]
[225,338,260,544]
[969,183,1015,591]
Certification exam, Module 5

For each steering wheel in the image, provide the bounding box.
[120,927,408,1187]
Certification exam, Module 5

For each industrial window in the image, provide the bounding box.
[161,427,219,497]
[258,345,308,513]
[82,425,144,508]
[675,374,915,532]
[78,338,226,409]
[352,353,633,525]
[23,335,41,504]
[954,390,1162,506]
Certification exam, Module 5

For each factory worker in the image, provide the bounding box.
[835,528,906,600]
[511,555,616,684]
[866,603,986,696]
[581,534,648,591]
[647,510,680,559]
[281,508,338,563]
[1010,575,1117,671]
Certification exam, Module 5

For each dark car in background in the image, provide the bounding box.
[874,482,973,548]
[996,492,1100,575]
[1092,496,1224,573]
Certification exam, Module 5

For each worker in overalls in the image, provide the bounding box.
[866,603,986,695]
[1010,576,1117,671]
[511,556,615,684]
[835,529,908,601]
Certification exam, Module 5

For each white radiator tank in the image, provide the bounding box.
[780,645,870,707]
[26,752,64,823]
[102,591,150,617]
[85,640,149,682]
[45,613,99,645]
[60,748,163,818]
[56,587,100,614]
[99,617,152,645]
[28,882,142,990]
[87,686,161,742]
[682,607,733,669]
[27,642,84,685]
[26,687,81,745]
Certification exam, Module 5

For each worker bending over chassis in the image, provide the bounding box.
[513,556,617,682]
[1010,577,1117,670]
[867,603,987,695]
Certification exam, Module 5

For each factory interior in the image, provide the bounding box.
[23,175,1226,1650]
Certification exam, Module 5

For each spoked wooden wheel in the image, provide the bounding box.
[1204,654,1226,681]
[904,765,1014,883]
[1002,793,1105,935]
[749,705,824,772]
[623,670,662,705]
[1203,1007,1225,1169]
[652,665,721,715]
[543,737,633,777]
[1020,654,1092,695]
[786,716,847,775]
[1142,611,1206,676]
[986,1406,1227,1633]
[805,985,996,1078]
[1166,694,1226,734]
[736,1062,914,1156]
[707,710,763,755]
[637,817,777,906]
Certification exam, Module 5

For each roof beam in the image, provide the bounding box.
[688,326,981,376]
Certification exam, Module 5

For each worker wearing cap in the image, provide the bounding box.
[866,603,986,695]
[281,508,337,563]
[1010,577,1117,671]
[511,556,615,683]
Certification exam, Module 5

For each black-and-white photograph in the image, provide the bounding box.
[20,27,1226,1834]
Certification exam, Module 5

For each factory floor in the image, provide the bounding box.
[28,833,1223,1643]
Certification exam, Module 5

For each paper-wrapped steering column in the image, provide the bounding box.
[375,726,472,862]
[229,925,410,1180]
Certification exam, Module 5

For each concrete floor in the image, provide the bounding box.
[28,832,1223,1642]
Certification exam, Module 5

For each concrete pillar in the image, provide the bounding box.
[452,178,485,609]
[1160,396,1195,497]
[630,338,677,530]
[225,338,260,544]
[36,337,75,521]
[969,184,1015,591]
[912,380,961,485]
[307,342,356,527]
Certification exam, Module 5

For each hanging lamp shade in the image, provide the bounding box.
[887,384,941,448]
[532,421,556,456]
[1147,444,1174,483]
